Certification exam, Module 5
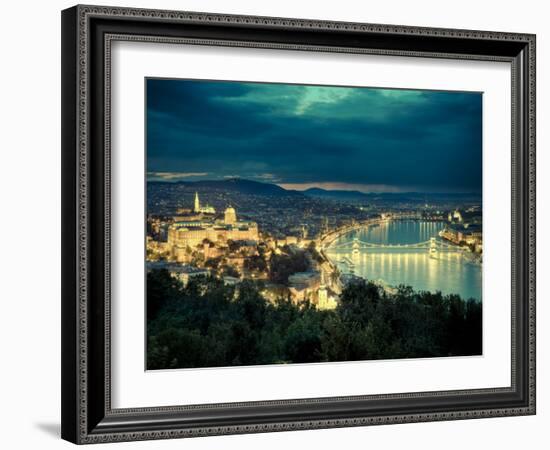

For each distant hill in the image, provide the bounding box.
[302,188,481,203]
[148,178,480,202]
[361,192,482,202]
[149,178,303,197]
[303,188,369,201]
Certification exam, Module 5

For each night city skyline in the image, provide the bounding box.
[145,77,483,370]
[146,78,482,194]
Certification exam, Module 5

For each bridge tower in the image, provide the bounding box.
[352,237,360,257]
[429,237,438,258]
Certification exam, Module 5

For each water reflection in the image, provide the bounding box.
[326,221,482,301]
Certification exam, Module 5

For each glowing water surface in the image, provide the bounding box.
[326,220,482,301]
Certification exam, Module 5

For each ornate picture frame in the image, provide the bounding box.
[61,5,536,444]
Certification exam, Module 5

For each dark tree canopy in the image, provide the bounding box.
[147,270,482,370]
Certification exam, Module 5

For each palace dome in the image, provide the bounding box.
[224,206,237,225]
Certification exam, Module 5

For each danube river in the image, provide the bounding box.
[326,220,482,301]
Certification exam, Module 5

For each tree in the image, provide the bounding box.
[244,255,267,272]
[338,279,381,326]
[284,316,322,363]
[227,239,241,253]
[269,251,309,285]
[306,241,323,263]
[146,269,482,369]
[204,256,222,270]
[146,269,182,321]
[236,280,267,330]
[222,264,240,278]
[320,315,353,361]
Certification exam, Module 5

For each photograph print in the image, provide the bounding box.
[145,78,483,370]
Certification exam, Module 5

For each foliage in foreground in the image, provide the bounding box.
[147,269,482,369]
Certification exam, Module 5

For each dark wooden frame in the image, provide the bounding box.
[61,4,536,444]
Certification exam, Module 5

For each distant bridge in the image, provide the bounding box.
[329,237,463,277]
[327,236,463,254]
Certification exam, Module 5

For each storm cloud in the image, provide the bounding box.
[146,78,482,193]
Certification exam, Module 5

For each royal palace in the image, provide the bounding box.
[167,192,259,255]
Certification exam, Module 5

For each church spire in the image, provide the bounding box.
[194,192,200,213]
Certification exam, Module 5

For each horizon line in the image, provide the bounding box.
[146,176,481,196]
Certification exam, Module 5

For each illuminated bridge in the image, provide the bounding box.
[327,237,463,254]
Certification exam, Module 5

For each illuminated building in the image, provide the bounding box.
[193,191,216,214]
[146,236,171,259]
[224,206,237,225]
[317,271,330,309]
[285,236,298,246]
[167,193,258,251]
[147,261,209,286]
[314,271,337,309]
[440,223,482,253]
[288,271,320,302]
[168,219,259,249]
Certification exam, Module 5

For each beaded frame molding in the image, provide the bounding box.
[61,4,536,444]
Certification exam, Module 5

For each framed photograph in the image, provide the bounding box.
[61,5,536,444]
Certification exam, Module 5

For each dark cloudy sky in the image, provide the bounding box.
[146,78,482,193]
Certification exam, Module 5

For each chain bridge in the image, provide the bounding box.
[327,236,462,256]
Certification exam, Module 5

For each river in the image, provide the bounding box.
[325,220,482,301]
